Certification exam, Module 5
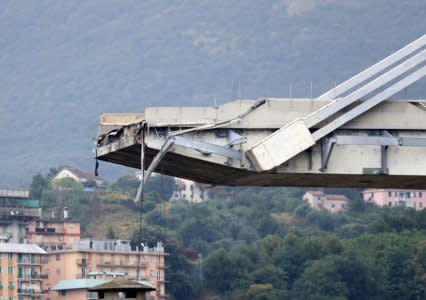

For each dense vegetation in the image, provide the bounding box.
[2,0,426,184]
[31,170,426,299]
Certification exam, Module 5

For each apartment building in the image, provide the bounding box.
[362,189,426,210]
[26,216,80,251]
[0,190,41,244]
[43,239,166,300]
[170,178,208,203]
[0,243,46,300]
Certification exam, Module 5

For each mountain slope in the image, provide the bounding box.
[0,0,425,184]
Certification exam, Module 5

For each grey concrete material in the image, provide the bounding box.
[100,113,144,126]
[0,189,29,198]
[246,52,426,171]
[94,123,426,188]
[312,66,426,140]
[100,99,426,132]
[0,243,46,254]
[317,34,426,100]
[94,96,426,189]
[306,49,426,128]
[95,142,426,188]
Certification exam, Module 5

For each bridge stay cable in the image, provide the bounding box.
[246,34,426,172]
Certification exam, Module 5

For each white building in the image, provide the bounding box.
[53,167,104,187]
[303,191,348,213]
[169,178,208,203]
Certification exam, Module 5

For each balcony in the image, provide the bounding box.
[35,227,57,234]
[0,206,41,218]
[76,258,89,266]
[18,274,45,281]
[17,287,44,297]
[96,261,147,268]
[17,258,42,265]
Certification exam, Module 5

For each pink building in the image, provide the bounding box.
[362,189,426,210]
[43,239,166,300]
[26,218,80,251]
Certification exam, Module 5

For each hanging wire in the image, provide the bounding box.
[136,129,145,281]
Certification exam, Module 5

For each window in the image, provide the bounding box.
[388,202,392,207]
[388,191,391,197]
[331,204,335,208]
[420,202,423,208]
[8,282,14,289]
[420,192,423,198]
[8,253,13,259]
[8,266,13,274]
[87,292,98,299]
[56,269,61,276]
[59,291,66,296]
[56,254,60,261]
[125,291,137,298]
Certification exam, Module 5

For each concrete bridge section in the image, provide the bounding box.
[94,34,426,191]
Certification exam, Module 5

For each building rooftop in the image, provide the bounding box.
[0,189,29,198]
[52,279,108,291]
[88,278,156,292]
[326,195,349,202]
[37,217,80,223]
[306,191,325,196]
[0,243,46,254]
[58,167,103,182]
[363,188,426,193]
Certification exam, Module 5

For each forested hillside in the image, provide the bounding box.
[1,0,425,184]
[31,171,426,300]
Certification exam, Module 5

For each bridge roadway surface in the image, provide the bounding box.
[94,98,426,189]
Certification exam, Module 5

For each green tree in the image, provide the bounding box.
[111,174,140,194]
[204,248,239,291]
[274,234,307,286]
[30,173,46,199]
[250,265,288,291]
[292,254,376,300]
[247,283,273,300]
[83,179,97,188]
[413,241,426,299]
[106,226,116,239]
[52,177,83,190]
[384,248,416,299]
[144,175,176,201]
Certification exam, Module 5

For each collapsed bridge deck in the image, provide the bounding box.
[95,98,426,188]
[94,34,426,189]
